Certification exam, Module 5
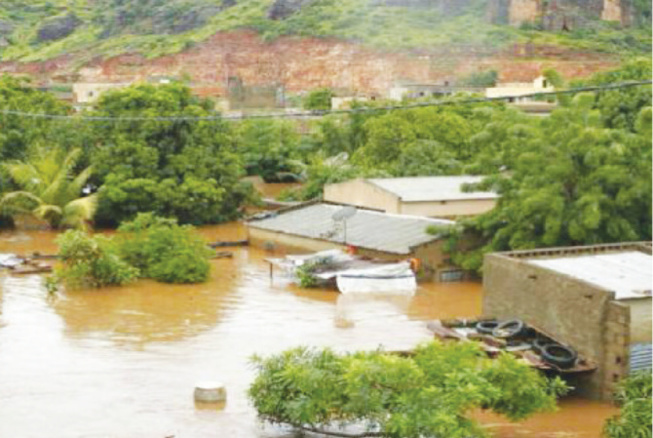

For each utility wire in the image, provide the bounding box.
[0,80,650,122]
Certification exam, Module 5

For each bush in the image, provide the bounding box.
[303,88,334,111]
[55,230,139,289]
[116,212,212,284]
[604,372,652,438]
[249,341,569,438]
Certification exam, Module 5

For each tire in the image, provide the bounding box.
[540,344,578,369]
[492,319,525,339]
[476,320,499,335]
[532,338,550,353]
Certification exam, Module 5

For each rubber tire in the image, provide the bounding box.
[540,344,578,369]
[492,319,525,339]
[476,320,499,335]
[532,338,550,353]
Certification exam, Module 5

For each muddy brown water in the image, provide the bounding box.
[0,224,616,438]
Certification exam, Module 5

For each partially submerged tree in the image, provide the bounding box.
[55,230,138,289]
[249,341,569,438]
[116,212,213,284]
[1,147,96,229]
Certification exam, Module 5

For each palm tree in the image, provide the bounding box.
[0,147,96,229]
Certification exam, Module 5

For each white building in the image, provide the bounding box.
[485,75,554,103]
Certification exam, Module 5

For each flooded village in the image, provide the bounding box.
[0,175,650,437]
[0,1,652,437]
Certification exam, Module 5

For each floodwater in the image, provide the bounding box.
[0,223,616,438]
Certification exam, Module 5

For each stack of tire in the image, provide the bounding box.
[475,319,578,369]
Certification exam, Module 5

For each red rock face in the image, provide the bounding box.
[0,30,619,97]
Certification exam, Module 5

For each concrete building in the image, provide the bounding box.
[485,75,554,103]
[247,202,459,281]
[324,176,498,219]
[484,242,652,401]
[73,82,131,104]
[388,82,483,101]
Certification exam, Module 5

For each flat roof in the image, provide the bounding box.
[248,203,453,255]
[527,251,652,300]
[366,176,498,202]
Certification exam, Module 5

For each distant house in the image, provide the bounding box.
[323,176,498,219]
[388,82,482,101]
[485,75,554,103]
[73,82,132,104]
[484,242,652,401]
[247,202,460,281]
[331,96,371,110]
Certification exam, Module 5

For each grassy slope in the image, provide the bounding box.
[0,0,650,63]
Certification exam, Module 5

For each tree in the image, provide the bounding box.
[235,119,301,182]
[54,229,139,289]
[304,88,334,111]
[1,147,96,229]
[443,93,652,273]
[0,75,69,162]
[89,83,246,226]
[604,372,652,438]
[115,212,213,284]
[249,341,568,438]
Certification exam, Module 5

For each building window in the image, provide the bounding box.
[440,269,464,282]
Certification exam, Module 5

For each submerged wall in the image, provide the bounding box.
[483,252,632,400]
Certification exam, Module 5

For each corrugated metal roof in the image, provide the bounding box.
[528,251,652,300]
[367,176,498,202]
[248,203,453,255]
[630,343,652,374]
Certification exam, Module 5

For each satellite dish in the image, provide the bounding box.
[332,206,357,221]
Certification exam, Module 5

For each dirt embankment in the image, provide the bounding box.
[0,30,619,97]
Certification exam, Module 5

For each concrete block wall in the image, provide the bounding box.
[483,253,629,400]
[603,301,631,399]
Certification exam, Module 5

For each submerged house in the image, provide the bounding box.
[324,176,498,219]
[247,202,459,281]
[484,242,652,401]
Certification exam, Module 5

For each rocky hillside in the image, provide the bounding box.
[0,0,649,63]
[0,0,649,96]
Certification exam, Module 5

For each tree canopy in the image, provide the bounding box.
[249,341,569,438]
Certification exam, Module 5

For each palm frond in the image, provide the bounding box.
[62,194,98,229]
[0,191,44,213]
[66,165,94,201]
[33,204,63,226]
[39,148,84,206]
[3,162,43,193]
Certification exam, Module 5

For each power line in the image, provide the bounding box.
[0,80,650,122]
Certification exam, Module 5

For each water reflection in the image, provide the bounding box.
[50,255,240,347]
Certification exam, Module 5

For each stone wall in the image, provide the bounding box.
[483,252,627,400]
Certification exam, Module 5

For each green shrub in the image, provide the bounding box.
[604,372,652,438]
[303,88,334,111]
[116,212,213,284]
[55,229,139,289]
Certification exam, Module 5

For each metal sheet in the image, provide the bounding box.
[248,203,453,254]
[630,343,652,374]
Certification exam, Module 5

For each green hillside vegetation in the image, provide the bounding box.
[0,0,650,63]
